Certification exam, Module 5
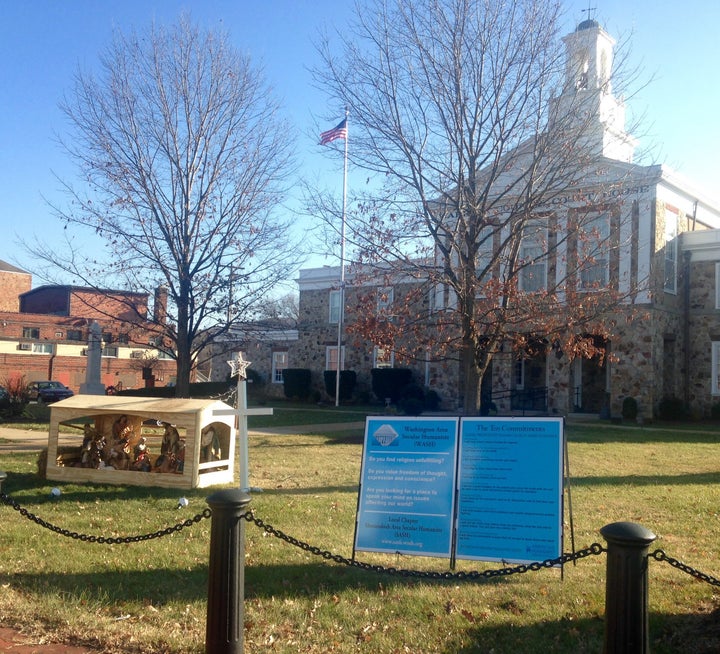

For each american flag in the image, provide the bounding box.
[319,118,347,145]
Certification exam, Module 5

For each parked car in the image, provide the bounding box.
[0,385,8,401]
[27,381,74,403]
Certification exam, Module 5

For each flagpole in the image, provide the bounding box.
[335,108,349,407]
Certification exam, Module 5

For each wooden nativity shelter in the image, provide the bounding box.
[45,396,237,489]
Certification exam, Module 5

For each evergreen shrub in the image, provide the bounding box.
[424,388,441,411]
[621,396,638,421]
[401,397,424,416]
[282,368,312,401]
[401,383,425,401]
[657,396,687,421]
[323,370,357,402]
[371,368,413,404]
[118,380,238,398]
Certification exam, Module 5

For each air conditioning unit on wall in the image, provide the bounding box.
[17,343,32,351]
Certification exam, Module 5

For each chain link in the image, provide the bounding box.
[241,510,605,580]
[650,549,720,587]
[6,488,720,588]
[1,491,212,544]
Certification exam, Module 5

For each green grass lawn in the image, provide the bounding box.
[1,415,719,652]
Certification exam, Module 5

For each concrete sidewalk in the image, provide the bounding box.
[0,426,70,453]
[0,421,366,454]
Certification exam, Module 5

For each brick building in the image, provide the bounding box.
[0,260,31,311]
[288,20,720,419]
[0,265,175,393]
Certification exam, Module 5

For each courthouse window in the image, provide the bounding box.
[373,347,394,368]
[272,351,288,383]
[325,346,346,371]
[713,342,720,396]
[514,357,525,389]
[579,213,610,290]
[476,225,495,295]
[329,290,342,324]
[376,287,394,314]
[519,222,547,292]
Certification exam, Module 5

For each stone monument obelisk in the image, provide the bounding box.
[79,321,106,395]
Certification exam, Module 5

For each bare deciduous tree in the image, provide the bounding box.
[312,0,647,412]
[29,16,299,396]
[254,292,299,327]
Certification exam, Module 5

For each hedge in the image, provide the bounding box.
[370,368,413,403]
[282,368,312,401]
[323,370,357,402]
[117,380,235,399]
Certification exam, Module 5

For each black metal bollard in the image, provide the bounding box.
[205,489,252,654]
[600,521,657,654]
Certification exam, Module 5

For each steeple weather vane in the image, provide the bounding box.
[581,2,597,21]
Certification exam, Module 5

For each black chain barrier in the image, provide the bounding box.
[5,490,720,588]
[241,510,605,580]
[0,491,211,544]
[650,549,720,587]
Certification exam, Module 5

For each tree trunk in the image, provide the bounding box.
[175,348,191,398]
[174,286,192,398]
[459,330,482,414]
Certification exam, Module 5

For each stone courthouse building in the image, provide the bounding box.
[289,18,720,419]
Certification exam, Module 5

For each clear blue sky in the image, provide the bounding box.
[1,1,719,282]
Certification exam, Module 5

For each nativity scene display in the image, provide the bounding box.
[44,396,238,489]
[75,417,223,474]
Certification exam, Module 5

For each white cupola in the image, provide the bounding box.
[551,19,638,162]
[562,19,614,94]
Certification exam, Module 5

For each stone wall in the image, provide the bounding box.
[293,189,720,417]
[293,282,452,405]
[685,258,720,416]
[204,333,296,400]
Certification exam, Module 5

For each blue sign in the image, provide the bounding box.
[355,417,459,557]
[455,418,564,563]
